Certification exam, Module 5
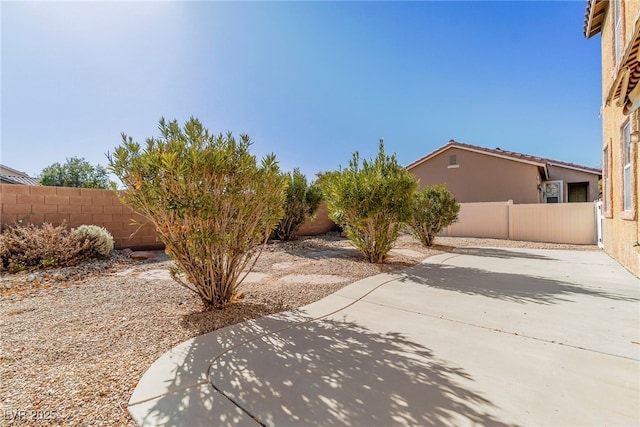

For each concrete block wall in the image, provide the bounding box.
[0,184,162,250]
[0,184,336,250]
[296,202,336,236]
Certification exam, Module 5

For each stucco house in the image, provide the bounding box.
[584,0,640,276]
[406,140,602,204]
[0,164,40,186]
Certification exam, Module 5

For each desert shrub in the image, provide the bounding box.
[273,168,323,240]
[71,225,114,256]
[108,117,287,310]
[0,222,93,272]
[408,184,460,247]
[319,140,418,263]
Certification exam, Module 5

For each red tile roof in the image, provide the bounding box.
[406,140,602,176]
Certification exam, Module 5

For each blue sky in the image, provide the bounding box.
[1,1,602,182]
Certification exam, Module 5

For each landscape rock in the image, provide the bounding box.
[130,251,155,261]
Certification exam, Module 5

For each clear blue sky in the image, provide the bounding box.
[1,1,602,181]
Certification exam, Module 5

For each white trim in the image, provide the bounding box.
[447,164,460,169]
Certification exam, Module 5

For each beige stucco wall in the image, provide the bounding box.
[546,165,600,202]
[597,0,640,277]
[408,148,542,204]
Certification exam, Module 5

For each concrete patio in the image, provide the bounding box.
[128,247,640,426]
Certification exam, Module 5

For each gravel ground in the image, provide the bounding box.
[0,234,598,426]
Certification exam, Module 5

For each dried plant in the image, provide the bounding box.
[0,222,93,272]
[72,225,114,256]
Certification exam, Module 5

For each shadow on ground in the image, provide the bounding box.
[451,247,556,260]
[397,263,639,305]
[181,302,289,336]
[135,314,513,426]
[210,317,512,426]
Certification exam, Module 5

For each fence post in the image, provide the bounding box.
[508,200,514,240]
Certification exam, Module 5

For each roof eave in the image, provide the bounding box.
[584,0,608,39]
[547,162,602,176]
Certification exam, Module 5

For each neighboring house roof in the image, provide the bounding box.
[0,174,41,186]
[0,164,41,186]
[406,140,602,180]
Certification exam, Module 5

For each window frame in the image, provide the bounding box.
[543,180,563,204]
[603,143,612,217]
[614,0,623,65]
[620,120,636,221]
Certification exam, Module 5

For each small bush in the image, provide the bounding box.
[0,222,93,272]
[319,140,418,263]
[71,225,114,256]
[408,184,460,247]
[274,168,323,240]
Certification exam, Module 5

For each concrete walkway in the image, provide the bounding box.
[128,248,640,426]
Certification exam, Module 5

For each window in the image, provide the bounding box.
[447,155,459,168]
[603,146,609,212]
[614,0,623,64]
[623,122,632,211]
[568,182,589,203]
[544,181,563,203]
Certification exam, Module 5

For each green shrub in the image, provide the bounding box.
[319,140,418,263]
[39,157,110,189]
[0,222,93,272]
[274,168,323,240]
[408,184,460,247]
[108,117,287,310]
[71,225,114,256]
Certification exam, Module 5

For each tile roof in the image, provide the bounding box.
[0,174,41,186]
[406,140,602,176]
[584,0,607,39]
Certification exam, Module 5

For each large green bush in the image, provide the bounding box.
[320,141,417,263]
[108,117,287,309]
[274,168,322,240]
[409,184,460,247]
[39,157,110,189]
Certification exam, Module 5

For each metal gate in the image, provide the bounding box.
[596,201,604,248]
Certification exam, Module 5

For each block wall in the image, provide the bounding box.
[0,184,162,250]
[0,185,336,251]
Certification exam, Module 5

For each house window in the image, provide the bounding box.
[603,146,610,212]
[614,0,623,64]
[544,180,563,203]
[568,182,589,203]
[623,122,632,211]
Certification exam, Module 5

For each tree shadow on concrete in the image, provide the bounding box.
[130,313,513,426]
[128,314,303,426]
[451,247,554,261]
[397,263,639,305]
[208,316,513,426]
